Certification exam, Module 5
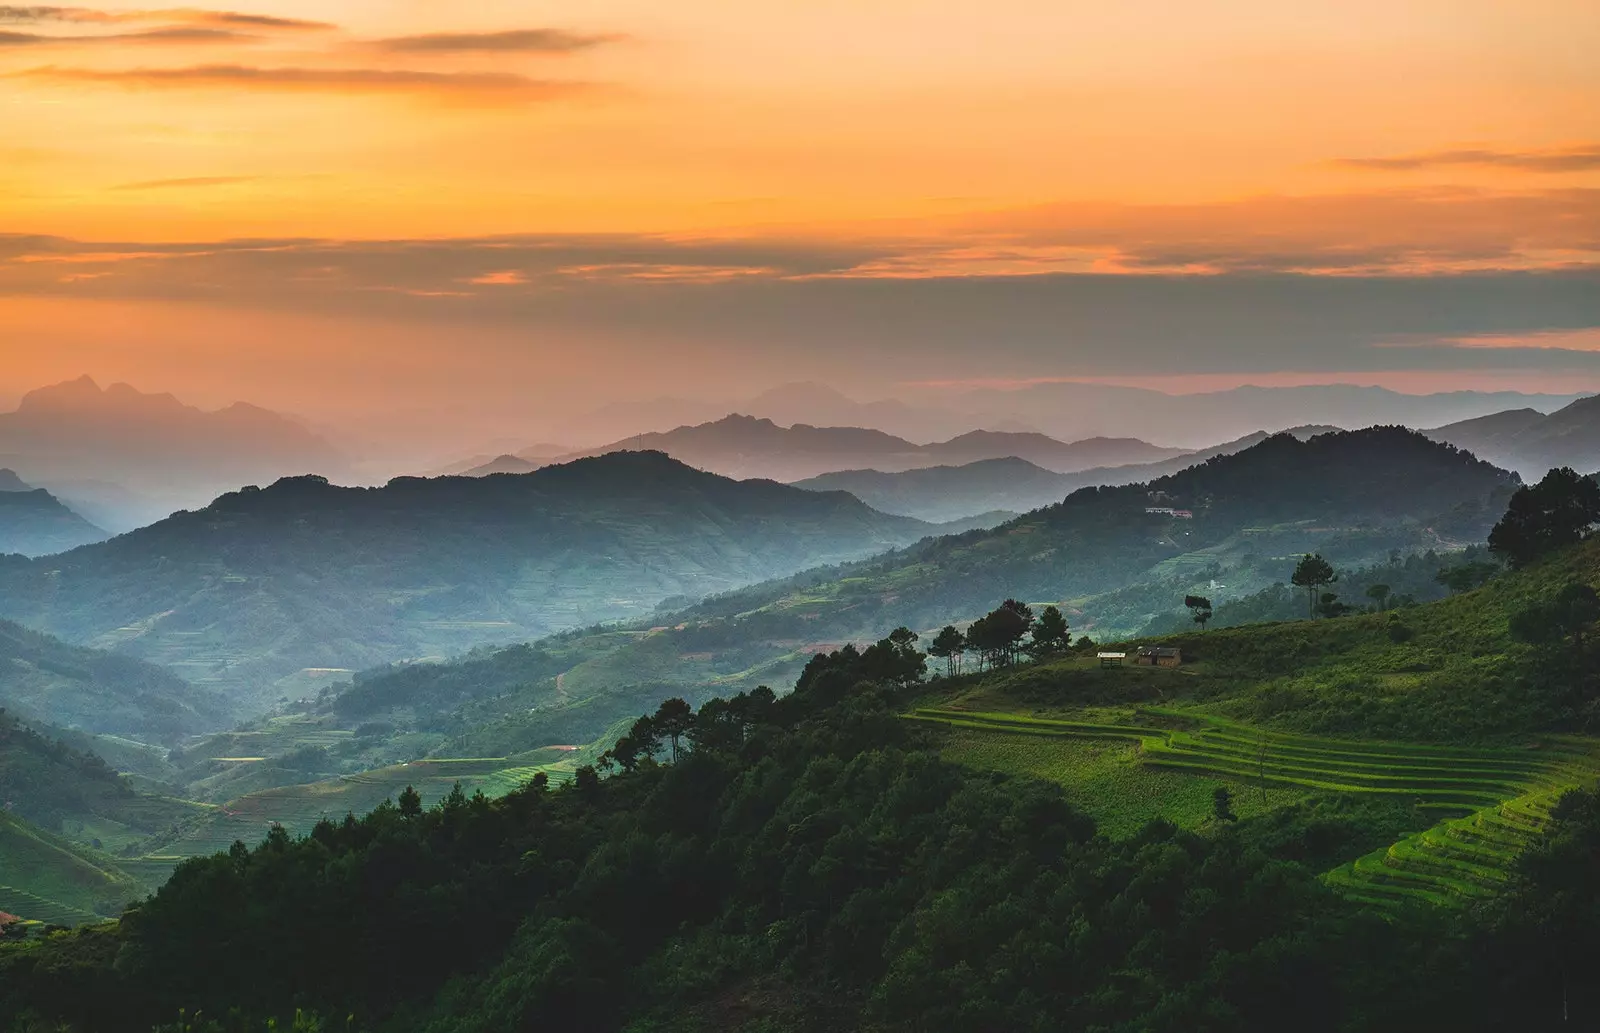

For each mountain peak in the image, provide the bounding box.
[0,469,31,493]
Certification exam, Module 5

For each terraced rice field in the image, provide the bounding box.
[0,885,101,927]
[910,707,1600,910]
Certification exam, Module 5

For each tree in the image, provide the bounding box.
[652,697,696,762]
[1435,561,1498,595]
[1212,785,1238,823]
[1317,592,1353,619]
[1365,584,1391,611]
[1489,467,1600,569]
[1184,595,1213,630]
[860,627,927,685]
[1290,554,1336,618]
[398,785,422,819]
[929,625,966,677]
[1510,583,1600,652]
[1027,606,1071,659]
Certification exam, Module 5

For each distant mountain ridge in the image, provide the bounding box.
[0,376,349,531]
[0,451,943,708]
[792,426,1343,522]
[548,414,1187,482]
[557,381,1584,450]
[1426,394,1600,478]
[0,469,106,558]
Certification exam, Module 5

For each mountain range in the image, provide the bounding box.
[554,381,1585,450]
[540,415,1188,482]
[322,427,1519,756]
[0,470,106,558]
[0,451,947,708]
[790,426,1341,522]
[1427,394,1600,479]
[0,377,349,531]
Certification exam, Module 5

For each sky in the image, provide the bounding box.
[2,0,1599,441]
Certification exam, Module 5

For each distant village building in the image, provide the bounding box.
[1171,510,1194,519]
[1098,651,1127,668]
[1135,646,1183,668]
[1145,506,1176,516]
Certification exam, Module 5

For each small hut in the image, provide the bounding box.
[1135,646,1183,668]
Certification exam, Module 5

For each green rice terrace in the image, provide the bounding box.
[912,705,1600,910]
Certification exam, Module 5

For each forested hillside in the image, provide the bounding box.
[0,452,939,708]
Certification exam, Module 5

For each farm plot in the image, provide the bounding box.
[910,707,1600,909]
[0,886,100,927]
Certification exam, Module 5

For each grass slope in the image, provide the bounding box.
[0,809,140,925]
[911,536,1600,909]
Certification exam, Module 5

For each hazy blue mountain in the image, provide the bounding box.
[0,376,349,527]
[796,457,1078,522]
[0,472,106,557]
[1426,395,1600,478]
[462,454,544,477]
[0,451,939,709]
[942,383,1587,448]
[557,414,1185,482]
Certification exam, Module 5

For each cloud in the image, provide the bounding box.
[11,64,590,100]
[3,232,1599,387]
[1333,145,1600,174]
[111,175,255,190]
[0,6,333,29]
[365,29,621,55]
[0,25,257,44]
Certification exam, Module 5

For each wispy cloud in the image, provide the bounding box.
[1333,144,1600,174]
[11,63,591,100]
[0,6,333,30]
[111,174,255,190]
[366,29,621,55]
[0,25,256,44]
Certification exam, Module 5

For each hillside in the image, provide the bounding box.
[309,427,1519,761]
[0,451,939,707]
[1428,394,1600,479]
[0,618,228,743]
[0,478,106,557]
[0,810,142,925]
[0,708,204,854]
[558,414,1186,482]
[7,550,1600,1029]
[0,376,348,528]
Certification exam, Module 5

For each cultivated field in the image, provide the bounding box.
[913,706,1600,909]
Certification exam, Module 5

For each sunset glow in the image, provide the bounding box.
[3,0,1599,431]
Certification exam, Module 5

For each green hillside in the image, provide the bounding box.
[0,617,229,743]
[907,532,1600,911]
[0,451,940,709]
[0,809,140,925]
[0,709,206,854]
[8,569,1600,1030]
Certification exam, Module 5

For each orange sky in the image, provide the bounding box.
[2,0,1599,430]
